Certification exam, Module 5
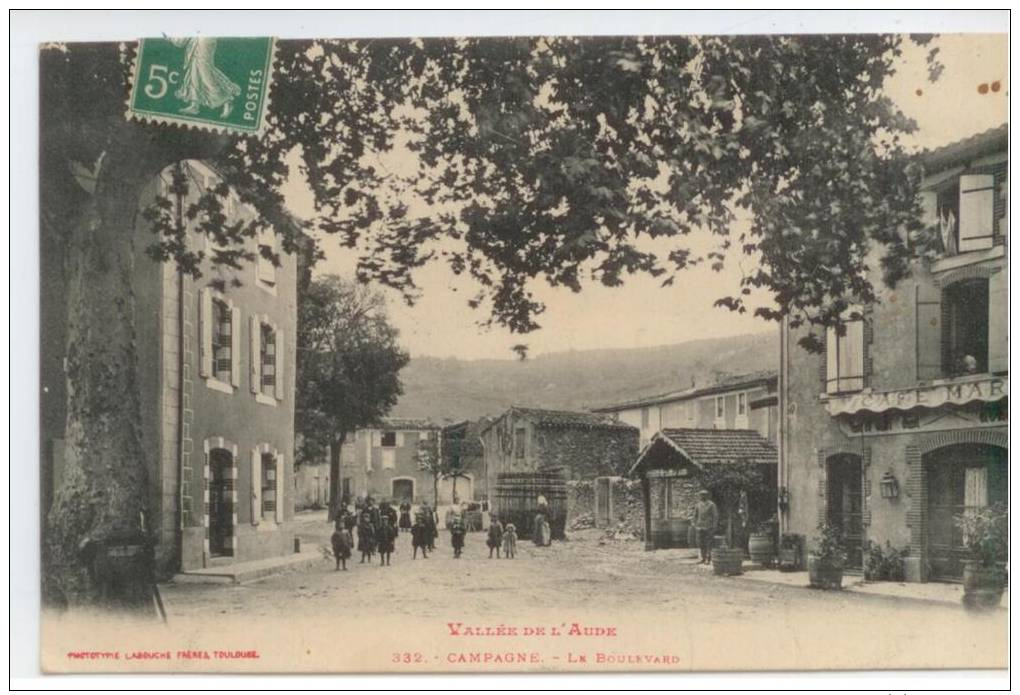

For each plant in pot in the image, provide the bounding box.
[808,523,847,590]
[954,503,1008,610]
[748,515,778,567]
[699,461,768,577]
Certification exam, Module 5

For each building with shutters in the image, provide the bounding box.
[41,159,299,576]
[778,125,1008,582]
[591,370,779,449]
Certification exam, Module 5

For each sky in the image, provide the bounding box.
[283,33,1008,361]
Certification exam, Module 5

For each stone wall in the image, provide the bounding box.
[567,478,645,539]
[534,426,639,480]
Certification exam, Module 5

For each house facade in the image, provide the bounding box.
[479,406,640,504]
[42,160,299,576]
[779,125,1008,582]
[592,370,779,448]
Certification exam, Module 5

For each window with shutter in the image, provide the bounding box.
[273,325,285,400]
[250,450,261,526]
[381,431,397,448]
[825,317,865,394]
[260,322,276,395]
[958,174,995,252]
[988,270,1007,373]
[942,278,989,377]
[230,306,241,387]
[212,298,232,382]
[275,454,285,523]
[199,288,213,378]
[261,453,276,519]
[916,284,943,381]
[249,315,260,394]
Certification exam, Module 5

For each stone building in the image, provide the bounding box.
[42,160,300,575]
[779,125,1008,581]
[479,406,640,505]
[592,371,778,448]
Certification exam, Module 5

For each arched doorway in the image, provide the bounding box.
[827,453,863,569]
[208,448,235,557]
[925,443,1007,580]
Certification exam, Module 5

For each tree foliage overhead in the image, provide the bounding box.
[296,274,410,466]
[45,34,939,350]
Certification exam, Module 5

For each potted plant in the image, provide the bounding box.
[748,516,777,566]
[954,503,1008,610]
[808,523,847,589]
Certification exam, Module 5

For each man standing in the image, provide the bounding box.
[693,489,719,564]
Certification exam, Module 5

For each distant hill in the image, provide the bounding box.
[389,330,778,421]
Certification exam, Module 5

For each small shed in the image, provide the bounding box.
[629,428,778,550]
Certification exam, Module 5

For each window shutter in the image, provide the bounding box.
[251,449,261,525]
[396,432,405,447]
[230,305,241,387]
[199,288,213,378]
[988,270,1008,373]
[916,283,943,381]
[275,454,285,523]
[273,322,285,400]
[371,431,381,447]
[838,320,865,392]
[825,327,839,394]
[959,174,995,251]
[249,315,260,394]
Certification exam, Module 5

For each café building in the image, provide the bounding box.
[778,125,1008,582]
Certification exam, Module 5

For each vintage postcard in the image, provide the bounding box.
[32,12,1008,677]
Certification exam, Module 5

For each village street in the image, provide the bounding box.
[151,514,1008,672]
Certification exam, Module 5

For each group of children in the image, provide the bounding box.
[330,504,518,569]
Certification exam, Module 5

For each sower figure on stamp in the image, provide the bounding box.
[377,515,396,566]
[331,515,353,571]
[693,489,719,564]
[502,521,517,559]
[487,516,504,559]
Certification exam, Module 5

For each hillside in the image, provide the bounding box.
[389,330,778,421]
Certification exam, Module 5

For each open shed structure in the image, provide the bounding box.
[629,428,778,550]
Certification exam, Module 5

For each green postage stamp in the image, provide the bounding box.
[127,37,276,134]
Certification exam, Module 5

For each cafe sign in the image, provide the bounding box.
[824,377,1008,417]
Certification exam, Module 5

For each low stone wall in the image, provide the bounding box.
[567,478,645,539]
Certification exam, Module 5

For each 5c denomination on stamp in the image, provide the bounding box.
[127,36,275,134]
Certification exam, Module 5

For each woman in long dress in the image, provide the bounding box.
[398,500,412,533]
[170,37,241,117]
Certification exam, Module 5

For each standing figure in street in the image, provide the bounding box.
[486,517,504,559]
[398,499,412,534]
[693,489,719,564]
[502,522,517,559]
[411,508,430,559]
[449,513,467,559]
[377,516,396,566]
[357,508,377,564]
[380,500,398,533]
[331,517,353,571]
[421,502,438,551]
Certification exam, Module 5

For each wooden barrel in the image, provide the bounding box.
[494,469,567,540]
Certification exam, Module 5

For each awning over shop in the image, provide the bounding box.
[629,428,778,477]
[824,376,1008,417]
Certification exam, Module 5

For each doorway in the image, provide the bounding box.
[392,478,414,504]
[926,443,1007,580]
[208,448,234,557]
[827,453,863,569]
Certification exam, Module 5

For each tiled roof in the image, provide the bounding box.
[482,406,638,434]
[376,417,442,431]
[630,428,777,475]
[591,370,778,412]
[921,124,1008,172]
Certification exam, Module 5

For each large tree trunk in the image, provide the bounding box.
[43,122,226,612]
[326,432,346,522]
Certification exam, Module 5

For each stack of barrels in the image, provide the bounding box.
[493,468,567,540]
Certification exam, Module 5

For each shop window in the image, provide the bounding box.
[825,318,865,394]
[942,278,989,377]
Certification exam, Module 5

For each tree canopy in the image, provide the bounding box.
[44,35,941,350]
